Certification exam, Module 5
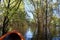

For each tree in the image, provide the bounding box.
[1,0,22,35]
[31,0,53,40]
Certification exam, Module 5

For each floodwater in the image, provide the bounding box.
[52,37,60,40]
[52,34,60,40]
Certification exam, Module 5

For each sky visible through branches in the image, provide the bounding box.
[24,0,60,19]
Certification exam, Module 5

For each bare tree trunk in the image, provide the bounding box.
[44,0,48,40]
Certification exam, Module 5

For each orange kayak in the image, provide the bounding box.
[0,30,25,40]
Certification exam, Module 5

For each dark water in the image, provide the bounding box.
[52,37,60,40]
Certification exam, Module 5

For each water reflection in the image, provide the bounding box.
[52,37,60,40]
[52,34,60,40]
[25,28,33,40]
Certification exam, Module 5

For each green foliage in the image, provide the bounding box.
[0,0,60,40]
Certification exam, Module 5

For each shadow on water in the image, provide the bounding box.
[25,28,33,40]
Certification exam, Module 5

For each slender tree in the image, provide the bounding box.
[2,0,22,35]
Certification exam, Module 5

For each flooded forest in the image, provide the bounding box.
[0,0,60,40]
